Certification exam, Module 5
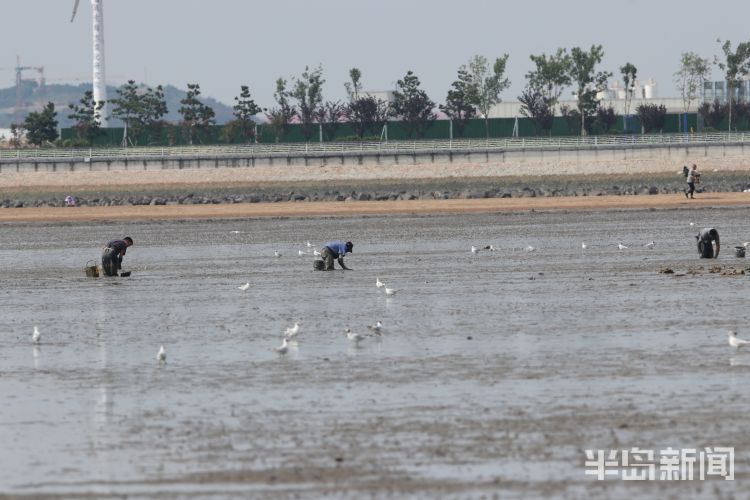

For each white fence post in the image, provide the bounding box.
[7,133,750,163]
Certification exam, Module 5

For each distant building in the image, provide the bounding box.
[363,90,395,103]
[607,78,659,100]
[702,78,750,103]
[488,78,694,118]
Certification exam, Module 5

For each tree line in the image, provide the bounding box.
[10,38,750,147]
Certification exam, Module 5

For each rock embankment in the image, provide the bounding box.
[2,173,749,208]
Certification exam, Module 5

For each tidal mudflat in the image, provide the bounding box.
[1,208,749,498]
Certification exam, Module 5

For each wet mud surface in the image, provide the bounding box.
[1,208,750,498]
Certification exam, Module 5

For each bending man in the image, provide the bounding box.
[102,237,134,276]
[696,228,719,259]
[320,240,353,271]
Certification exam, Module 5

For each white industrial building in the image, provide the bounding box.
[703,77,750,103]
[488,79,689,118]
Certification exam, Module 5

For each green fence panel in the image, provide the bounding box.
[60,111,750,147]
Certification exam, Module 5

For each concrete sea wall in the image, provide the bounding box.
[1,142,750,180]
[1,142,749,208]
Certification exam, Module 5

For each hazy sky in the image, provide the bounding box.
[1,0,748,108]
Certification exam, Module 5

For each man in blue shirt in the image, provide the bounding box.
[320,240,353,271]
[102,237,133,276]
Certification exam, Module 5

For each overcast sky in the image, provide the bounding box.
[1,0,748,108]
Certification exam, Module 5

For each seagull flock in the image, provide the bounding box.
[31,229,748,364]
[267,273,398,354]
[229,240,400,356]
[468,239,664,254]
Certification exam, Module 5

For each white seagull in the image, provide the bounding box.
[275,337,289,355]
[367,321,383,335]
[729,331,749,348]
[32,326,41,344]
[157,345,166,363]
[306,241,313,248]
[384,287,397,296]
[238,282,250,291]
[644,241,655,249]
[346,328,366,343]
[525,245,536,252]
[273,250,282,258]
[617,243,628,250]
[313,249,321,256]
[298,250,307,256]
[581,242,587,250]
[743,242,750,248]
[376,277,385,288]
[471,245,480,254]
[689,222,695,226]
[284,322,300,339]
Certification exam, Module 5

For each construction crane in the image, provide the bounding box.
[0,56,45,124]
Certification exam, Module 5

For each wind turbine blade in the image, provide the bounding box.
[70,0,81,22]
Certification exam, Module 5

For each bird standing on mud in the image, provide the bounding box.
[729,331,749,348]
[284,322,300,339]
[346,328,366,343]
[275,338,289,355]
[157,345,166,363]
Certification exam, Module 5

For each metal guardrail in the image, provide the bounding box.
[0,132,748,161]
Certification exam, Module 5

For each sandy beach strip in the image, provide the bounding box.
[1,193,749,223]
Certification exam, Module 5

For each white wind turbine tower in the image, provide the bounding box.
[70,0,108,126]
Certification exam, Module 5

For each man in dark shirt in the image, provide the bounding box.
[102,237,133,276]
[320,240,353,271]
[696,228,719,258]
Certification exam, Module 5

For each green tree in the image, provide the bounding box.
[265,78,296,142]
[595,106,617,134]
[232,85,262,143]
[314,100,346,141]
[292,65,325,141]
[391,71,436,138]
[620,62,638,131]
[698,99,728,129]
[518,86,554,136]
[343,69,391,139]
[440,67,477,138]
[109,80,142,144]
[569,45,612,135]
[344,68,363,101]
[24,102,58,146]
[673,53,710,116]
[526,48,572,113]
[346,95,391,139]
[636,103,667,133]
[68,90,104,144]
[142,84,168,144]
[178,83,216,145]
[734,100,750,126]
[716,39,750,131]
[9,123,23,148]
[559,105,581,134]
[466,54,510,138]
[109,80,168,145]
